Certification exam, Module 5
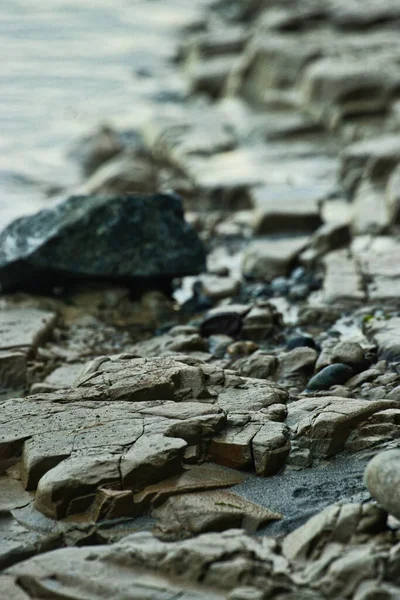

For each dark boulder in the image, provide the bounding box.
[0,192,206,293]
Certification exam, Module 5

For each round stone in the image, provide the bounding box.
[306,363,353,391]
[364,449,400,519]
[331,341,365,367]
[286,335,318,351]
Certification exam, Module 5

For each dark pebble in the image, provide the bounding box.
[306,363,354,391]
[286,335,318,351]
[200,312,243,338]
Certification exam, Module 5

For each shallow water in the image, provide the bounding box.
[0,0,209,227]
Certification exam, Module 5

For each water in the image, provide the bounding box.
[0,0,210,228]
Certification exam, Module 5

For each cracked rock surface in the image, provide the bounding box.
[4,0,400,597]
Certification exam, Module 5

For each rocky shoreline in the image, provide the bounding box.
[2,0,400,598]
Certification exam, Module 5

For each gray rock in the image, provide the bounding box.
[0,193,206,292]
[278,347,318,379]
[251,186,321,235]
[364,449,400,520]
[242,237,309,281]
[236,351,277,379]
[331,341,365,368]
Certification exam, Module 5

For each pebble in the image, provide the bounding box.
[286,335,318,351]
[306,363,354,391]
[364,449,400,519]
[331,341,365,368]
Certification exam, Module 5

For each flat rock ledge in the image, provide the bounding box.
[1,354,398,530]
[3,502,400,600]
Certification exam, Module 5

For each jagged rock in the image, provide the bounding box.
[0,192,206,292]
[135,463,246,509]
[364,449,400,520]
[4,529,292,598]
[282,502,386,561]
[242,237,309,281]
[288,396,397,459]
[0,308,56,393]
[1,355,288,520]
[153,489,281,536]
[252,421,290,475]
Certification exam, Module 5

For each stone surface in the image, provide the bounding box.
[0,193,206,292]
[288,396,397,459]
[0,355,288,520]
[242,236,309,281]
[331,342,365,369]
[364,449,400,520]
[251,187,322,234]
[153,489,281,536]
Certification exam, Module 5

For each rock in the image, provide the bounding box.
[364,449,400,520]
[0,193,206,292]
[200,275,241,300]
[4,529,292,598]
[300,221,351,266]
[286,335,317,351]
[0,308,57,393]
[252,421,290,476]
[386,163,400,224]
[331,341,365,369]
[242,236,309,281]
[74,125,123,176]
[282,502,386,561]
[341,135,400,195]
[135,463,246,508]
[78,152,154,196]
[241,304,279,340]
[153,489,281,536]
[236,351,277,379]
[278,347,318,379]
[200,312,244,338]
[187,55,240,98]
[208,334,234,359]
[351,178,389,236]
[289,396,397,459]
[251,186,322,234]
[307,364,354,391]
[227,341,259,360]
[366,317,400,361]
[322,249,365,305]
[302,57,394,127]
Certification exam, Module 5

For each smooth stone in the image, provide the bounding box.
[200,312,243,338]
[307,364,354,391]
[364,449,400,519]
[286,335,318,351]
